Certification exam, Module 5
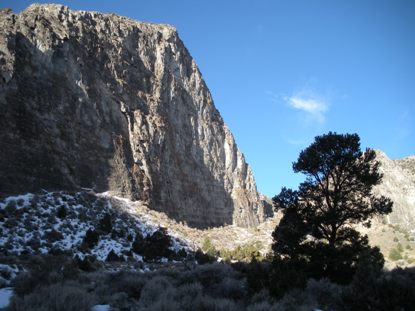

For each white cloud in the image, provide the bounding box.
[284,94,328,124]
[286,96,326,113]
[266,82,330,125]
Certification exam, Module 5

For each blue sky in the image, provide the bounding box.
[3,0,415,197]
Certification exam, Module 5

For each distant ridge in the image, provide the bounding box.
[374,150,415,230]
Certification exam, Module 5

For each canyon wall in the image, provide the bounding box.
[0,4,265,228]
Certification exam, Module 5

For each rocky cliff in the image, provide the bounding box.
[0,4,264,228]
[374,151,415,230]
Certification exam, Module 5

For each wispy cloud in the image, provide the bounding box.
[284,95,328,124]
[266,79,330,126]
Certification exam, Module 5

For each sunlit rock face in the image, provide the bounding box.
[374,151,415,230]
[0,4,265,228]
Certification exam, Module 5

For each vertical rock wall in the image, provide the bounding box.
[0,4,264,227]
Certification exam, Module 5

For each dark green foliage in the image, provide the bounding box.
[44,229,63,243]
[305,233,385,284]
[271,206,306,263]
[131,228,174,260]
[74,256,95,272]
[83,229,99,248]
[49,246,68,256]
[98,213,112,233]
[132,231,146,254]
[272,132,393,287]
[144,228,173,260]
[200,239,264,264]
[201,237,218,257]
[56,205,66,219]
[220,241,263,262]
[177,248,187,258]
[343,267,415,310]
[106,249,123,262]
[245,258,271,293]
[195,249,216,264]
[304,278,343,310]
[268,259,308,298]
[4,200,17,215]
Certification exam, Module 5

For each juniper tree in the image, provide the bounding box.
[272,132,392,284]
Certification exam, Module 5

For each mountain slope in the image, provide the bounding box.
[0,191,191,264]
[374,151,415,230]
[0,4,265,228]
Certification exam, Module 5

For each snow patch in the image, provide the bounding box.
[0,288,13,308]
[91,305,111,311]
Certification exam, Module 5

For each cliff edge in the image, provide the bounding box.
[0,4,265,228]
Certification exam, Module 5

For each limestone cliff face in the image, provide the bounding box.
[0,4,263,227]
[374,151,415,230]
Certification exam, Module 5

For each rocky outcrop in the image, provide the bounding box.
[0,4,264,228]
[374,151,415,230]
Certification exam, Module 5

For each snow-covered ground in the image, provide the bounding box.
[0,287,13,308]
[91,305,111,311]
[0,191,191,266]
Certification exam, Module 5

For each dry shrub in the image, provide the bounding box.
[7,282,95,311]
[138,275,175,308]
[246,301,278,311]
